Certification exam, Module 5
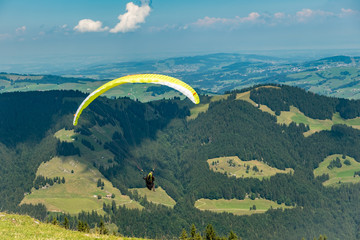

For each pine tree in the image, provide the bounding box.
[228,230,239,240]
[84,222,90,233]
[111,200,117,213]
[77,220,84,232]
[63,216,69,229]
[99,219,108,235]
[190,224,197,239]
[205,224,216,240]
[62,177,65,184]
[180,228,188,240]
[195,233,203,240]
[51,217,58,225]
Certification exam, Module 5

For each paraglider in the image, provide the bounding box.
[73,74,200,126]
[143,169,155,191]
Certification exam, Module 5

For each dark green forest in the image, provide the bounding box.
[249,85,360,119]
[1,86,360,239]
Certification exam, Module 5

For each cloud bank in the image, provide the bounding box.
[191,8,358,29]
[193,12,261,27]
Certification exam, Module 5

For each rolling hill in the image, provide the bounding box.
[1,84,360,238]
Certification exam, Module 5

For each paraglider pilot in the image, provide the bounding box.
[143,170,155,191]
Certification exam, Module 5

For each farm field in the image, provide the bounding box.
[194,198,293,216]
[21,157,143,214]
[207,156,293,180]
[130,187,176,208]
[314,154,360,186]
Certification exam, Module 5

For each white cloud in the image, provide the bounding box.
[240,12,261,22]
[274,12,285,19]
[110,2,151,33]
[296,8,335,22]
[296,8,313,20]
[189,7,359,30]
[193,12,261,27]
[0,33,11,40]
[341,8,355,14]
[74,19,109,32]
[149,24,179,32]
[193,16,227,27]
[16,26,26,34]
[340,8,358,17]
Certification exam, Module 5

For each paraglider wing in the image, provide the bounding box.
[73,74,200,126]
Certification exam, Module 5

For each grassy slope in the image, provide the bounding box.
[194,198,293,216]
[130,187,176,208]
[0,213,146,240]
[314,154,360,186]
[21,156,142,214]
[207,156,293,180]
[54,129,76,142]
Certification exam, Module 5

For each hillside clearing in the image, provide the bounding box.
[207,156,293,180]
[130,187,176,208]
[194,198,293,216]
[314,154,360,186]
[54,127,116,168]
[21,157,143,214]
[54,129,76,142]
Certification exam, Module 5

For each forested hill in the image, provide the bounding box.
[0,90,190,213]
[1,86,360,239]
[249,84,360,119]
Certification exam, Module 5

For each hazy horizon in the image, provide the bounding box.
[1,0,359,73]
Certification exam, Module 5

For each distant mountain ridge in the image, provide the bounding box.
[1,53,359,99]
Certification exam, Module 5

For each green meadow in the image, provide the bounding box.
[55,127,116,168]
[130,187,176,208]
[194,198,293,216]
[314,154,360,186]
[277,107,360,136]
[0,213,147,240]
[207,156,293,180]
[21,157,142,215]
[54,129,76,142]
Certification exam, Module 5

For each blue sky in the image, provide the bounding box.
[0,0,359,69]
